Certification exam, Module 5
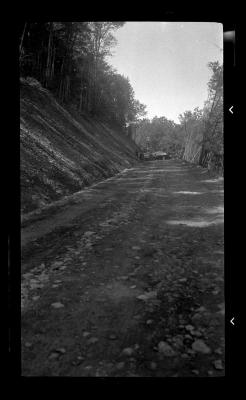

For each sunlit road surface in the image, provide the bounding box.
[21,159,224,377]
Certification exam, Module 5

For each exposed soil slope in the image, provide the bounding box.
[20,78,139,214]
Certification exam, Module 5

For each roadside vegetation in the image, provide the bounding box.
[135,62,223,174]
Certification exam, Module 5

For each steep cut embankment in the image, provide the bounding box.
[20,78,139,215]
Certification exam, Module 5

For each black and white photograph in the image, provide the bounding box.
[19,21,224,377]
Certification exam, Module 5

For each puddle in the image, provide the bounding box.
[148,169,184,173]
[201,177,224,183]
[167,217,224,227]
[173,191,204,195]
[205,206,224,214]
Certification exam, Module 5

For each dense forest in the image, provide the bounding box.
[19,22,146,130]
[135,61,223,173]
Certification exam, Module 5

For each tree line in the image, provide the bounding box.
[135,61,223,173]
[19,22,146,130]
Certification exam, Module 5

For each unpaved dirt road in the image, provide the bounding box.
[21,159,224,377]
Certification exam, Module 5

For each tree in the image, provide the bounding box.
[199,61,223,166]
[135,115,183,155]
[19,21,147,132]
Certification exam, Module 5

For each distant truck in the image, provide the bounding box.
[153,151,167,160]
[143,151,172,161]
[145,151,171,160]
[143,152,151,160]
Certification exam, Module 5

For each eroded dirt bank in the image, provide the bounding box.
[21,159,224,377]
[20,78,139,214]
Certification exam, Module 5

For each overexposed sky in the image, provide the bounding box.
[107,22,223,123]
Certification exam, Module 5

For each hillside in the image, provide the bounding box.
[20,78,140,215]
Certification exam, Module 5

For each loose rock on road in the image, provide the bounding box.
[21,159,224,377]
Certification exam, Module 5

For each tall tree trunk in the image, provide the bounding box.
[19,22,27,63]
[45,22,54,88]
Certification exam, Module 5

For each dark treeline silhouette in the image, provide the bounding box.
[19,22,146,130]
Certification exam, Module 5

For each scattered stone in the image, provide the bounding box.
[30,282,44,290]
[172,337,184,349]
[119,276,128,280]
[157,341,176,357]
[132,246,141,250]
[207,370,214,376]
[51,302,64,309]
[178,278,187,283]
[192,330,202,337]
[146,319,153,325]
[39,274,49,281]
[116,361,125,370]
[84,365,93,370]
[213,359,223,370]
[185,324,195,333]
[214,348,223,355]
[210,318,220,327]
[48,351,60,360]
[72,359,82,366]
[52,261,63,268]
[135,256,140,260]
[137,291,157,301]
[217,303,225,316]
[122,347,134,356]
[191,369,199,375]
[195,306,207,313]
[130,285,137,289]
[150,362,157,370]
[184,334,193,340]
[83,331,90,338]
[191,313,202,323]
[87,337,98,345]
[109,334,117,340]
[181,353,189,359]
[24,342,32,348]
[52,284,59,288]
[23,273,33,279]
[84,231,95,236]
[192,340,211,354]
[56,348,66,354]
[32,296,40,301]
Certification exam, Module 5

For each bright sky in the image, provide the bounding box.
[107,22,223,123]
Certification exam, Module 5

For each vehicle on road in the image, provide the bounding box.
[143,152,153,160]
[144,151,171,160]
[153,151,172,160]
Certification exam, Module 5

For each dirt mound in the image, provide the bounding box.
[20,78,139,214]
